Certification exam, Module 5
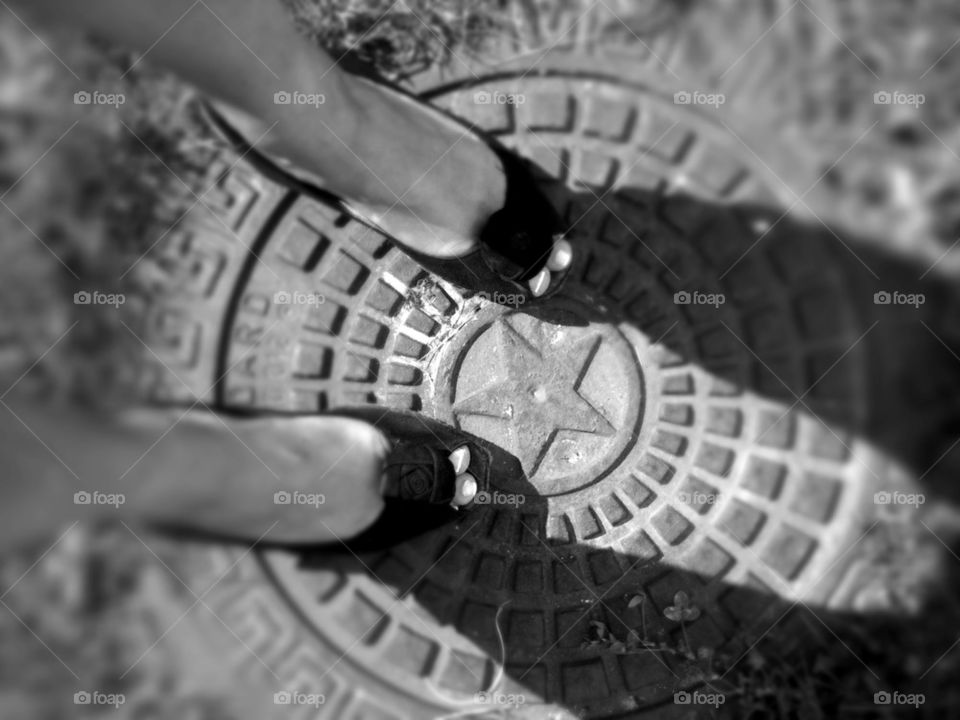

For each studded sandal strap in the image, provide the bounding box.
[381,444,458,505]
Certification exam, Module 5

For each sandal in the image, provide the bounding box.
[326,408,509,553]
[200,77,571,302]
[334,407,492,510]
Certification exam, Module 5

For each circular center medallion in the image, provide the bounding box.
[449,305,644,496]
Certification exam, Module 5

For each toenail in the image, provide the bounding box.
[453,473,478,506]
[449,446,471,474]
[529,268,550,296]
[547,238,572,271]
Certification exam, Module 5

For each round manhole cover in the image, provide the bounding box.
[147,72,886,718]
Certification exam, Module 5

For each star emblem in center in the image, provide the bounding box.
[453,317,615,475]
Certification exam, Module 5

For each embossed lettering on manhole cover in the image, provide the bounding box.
[140,71,885,719]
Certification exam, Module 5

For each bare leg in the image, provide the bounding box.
[17,0,571,289]
[1,390,389,546]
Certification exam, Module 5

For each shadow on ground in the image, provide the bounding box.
[283,174,960,718]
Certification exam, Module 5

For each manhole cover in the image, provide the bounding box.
[139,71,889,718]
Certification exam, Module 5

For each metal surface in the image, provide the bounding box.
[132,70,910,718]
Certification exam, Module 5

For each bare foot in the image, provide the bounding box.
[124,412,389,544]
[222,71,573,296]
[339,77,574,297]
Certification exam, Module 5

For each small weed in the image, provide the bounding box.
[580,591,713,668]
[663,590,701,657]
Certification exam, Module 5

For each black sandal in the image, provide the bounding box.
[200,78,570,302]
[334,407,492,508]
[326,408,510,553]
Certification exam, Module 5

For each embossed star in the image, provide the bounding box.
[453,317,614,475]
